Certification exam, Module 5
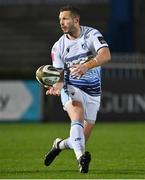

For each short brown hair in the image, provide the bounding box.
[59,5,80,18]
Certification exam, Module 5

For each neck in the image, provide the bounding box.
[66,26,81,40]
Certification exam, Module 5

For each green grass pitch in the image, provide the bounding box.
[0,122,145,179]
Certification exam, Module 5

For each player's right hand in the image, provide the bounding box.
[45,82,64,96]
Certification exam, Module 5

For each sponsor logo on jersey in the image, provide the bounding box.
[98,36,106,44]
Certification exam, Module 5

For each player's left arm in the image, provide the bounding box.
[70,47,111,77]
[84,46,111,69]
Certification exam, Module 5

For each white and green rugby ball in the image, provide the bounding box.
[36,65,60,86]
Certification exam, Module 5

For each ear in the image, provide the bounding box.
[74,17,79,23]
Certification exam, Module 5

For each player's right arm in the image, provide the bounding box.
[46,41,64,96]
[46,82,64,96]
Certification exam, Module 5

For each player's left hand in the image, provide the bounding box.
[70,64,88,78]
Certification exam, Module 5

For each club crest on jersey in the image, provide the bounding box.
[81,42,87,50]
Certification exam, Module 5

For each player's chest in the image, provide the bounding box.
[63,39,90,60]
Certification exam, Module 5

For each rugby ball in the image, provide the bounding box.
[36,65,60,86]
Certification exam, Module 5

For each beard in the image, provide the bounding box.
[62,24,76,35]
[62,28,72,34]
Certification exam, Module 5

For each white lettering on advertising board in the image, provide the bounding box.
[100,91,145,113]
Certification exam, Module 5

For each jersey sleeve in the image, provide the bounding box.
[89,29,108,53]
[51,42,64,69]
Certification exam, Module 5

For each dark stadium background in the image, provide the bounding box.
[0,0,145,122]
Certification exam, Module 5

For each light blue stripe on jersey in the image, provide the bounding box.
[65,51,93,62]
[69,80,101,87]
[68,69,101,96]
